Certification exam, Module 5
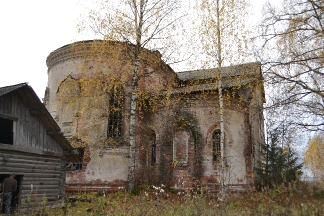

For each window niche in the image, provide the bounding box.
[0,117,14,145]
[151,133,156,166]
[107,87,124,139]
[173,130,190,166]
[212,129,224,162]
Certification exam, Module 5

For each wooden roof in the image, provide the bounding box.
[0,83,79,161]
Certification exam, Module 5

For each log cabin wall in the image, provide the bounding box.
[0,87,70,213]
[0,150,66,212]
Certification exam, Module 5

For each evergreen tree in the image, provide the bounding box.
[256,131,303,189]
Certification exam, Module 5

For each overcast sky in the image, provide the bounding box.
[0,0,269,100]
[0,0,93,99]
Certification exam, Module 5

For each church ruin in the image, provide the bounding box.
[44,40,264,194]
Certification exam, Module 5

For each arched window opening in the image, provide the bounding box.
[151,133,156,166]
[107,87,124,138]
[212,129,221,162]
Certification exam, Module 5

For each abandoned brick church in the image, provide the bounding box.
[44,40,264,194]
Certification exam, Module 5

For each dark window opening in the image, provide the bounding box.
[66,148,85,171]
[212,129,221,162]
[151,133,156,166]
[107,87,123,138]
[0,117,13,144]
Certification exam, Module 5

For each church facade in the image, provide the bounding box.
[44,40,264,194]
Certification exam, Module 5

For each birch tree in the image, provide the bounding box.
[258,0,324,131]
[304,134,324,181]
[78,0,183,191]
[199,0,252,207]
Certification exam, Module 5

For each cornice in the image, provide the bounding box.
[46,40,164,70]
[46,40,99,69]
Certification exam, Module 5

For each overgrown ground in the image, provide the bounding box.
[28,182,324,216]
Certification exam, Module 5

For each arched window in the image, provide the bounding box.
[151,133,156,166]
[212,129,221,162]
[107,87,123,138]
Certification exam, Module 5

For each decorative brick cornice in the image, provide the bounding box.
[46,40,164,70]
[46,40,99,69]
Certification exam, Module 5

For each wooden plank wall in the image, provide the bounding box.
[0,150,66,212]
[0,92,63,153]
[0,91,68,212]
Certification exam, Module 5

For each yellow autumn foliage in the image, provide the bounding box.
[304,135,324,181]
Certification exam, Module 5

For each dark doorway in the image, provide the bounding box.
[0,174,23,214]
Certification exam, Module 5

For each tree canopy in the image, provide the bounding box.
[258,0,324,131]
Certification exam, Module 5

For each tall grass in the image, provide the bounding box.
[19,181,324,216]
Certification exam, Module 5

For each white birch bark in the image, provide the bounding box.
[128,69,138,191]
[215,0,226,207]
[127,0,143,191]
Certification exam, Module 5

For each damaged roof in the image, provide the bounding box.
[173,62,263,94]
[177,62,261,82]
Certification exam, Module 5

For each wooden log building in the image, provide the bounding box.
[0,83,79,213]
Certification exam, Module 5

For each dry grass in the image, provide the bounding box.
[26,181,324,216]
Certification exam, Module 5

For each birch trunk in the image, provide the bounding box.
[215,0,226,203]
[128,0,144,192]
[128,65,139,191]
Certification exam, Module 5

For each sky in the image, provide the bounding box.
[0,0,269,100]
[0,0,93,99]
